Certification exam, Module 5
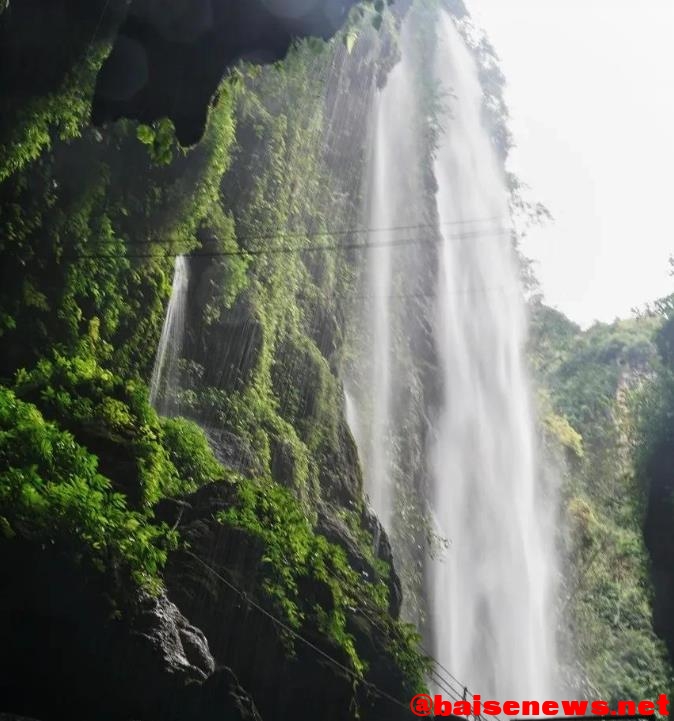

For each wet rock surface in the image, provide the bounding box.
[317,506,403,619]
[0,541,257,721]
[156,481,412,721]
[0,482,410,721]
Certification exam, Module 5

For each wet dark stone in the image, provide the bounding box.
[0,540,257,721]
[318,506,403,620]
[201,426,262,476]
[643,435,674,662]
[159,481,412,721]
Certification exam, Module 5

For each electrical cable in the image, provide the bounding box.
[88,215,508,247]
[183,549,501,720]
[40,227,512,262]
[183,549,411,712]
[87,0,112,50]
[352,596,500,719]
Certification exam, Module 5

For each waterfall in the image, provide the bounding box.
[345,6,558,702]
[149,255,189,416]
[349,38,426,535]
[428,12,557,700]
[360,58,406,531]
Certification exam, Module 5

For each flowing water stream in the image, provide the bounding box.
[149,255,189,416]
[428,12,558,700]
[347,8,559,702]
[356,48,422,532]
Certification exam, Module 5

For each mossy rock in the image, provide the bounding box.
[194,294,264,393]
[271,335,338,450]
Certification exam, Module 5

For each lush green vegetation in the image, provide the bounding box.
[9,0,673,711]
[0,351,234,590]
[218,477,427,684]
[0,7,427,714]
[529,298,673,701]
[0,386,171,590]
[0,0,242,590]
[0,44,111,184]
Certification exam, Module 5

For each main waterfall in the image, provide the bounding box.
[346,7,558,702]
[428,12,558,700]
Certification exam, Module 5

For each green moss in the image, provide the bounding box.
[563,499,671,703]
[0,17,428,705]
[531,302,673,699]
[14,354,170,506]
[537,388,584,460]
[13,354,222,506]
[216,475,429,690]
[0,71,240,384]
[271,333,340,452]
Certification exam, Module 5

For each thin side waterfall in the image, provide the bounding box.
[345,8,558,702]
[428,13,557,700]
[344,388,363,456]
[149,255,189,416]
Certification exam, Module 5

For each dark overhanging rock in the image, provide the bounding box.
[91,0,364,144]
[0,0,369,147]
[643,437,674,661]
[0,0,128,113]
[316,506,403,620]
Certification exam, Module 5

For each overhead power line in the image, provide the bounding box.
[183,549,501,720]
[88,0,112,49]
[50,227,512,262]
[90,215,509,247]
[335,285,525,302]
[183,550,410,712]
[351,592,502,719]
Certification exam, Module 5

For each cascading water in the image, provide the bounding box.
[359,58,407,532]
[346,6,558,702]
[348,40,426,536]
[149,255,189,416]
[428,12,558,700]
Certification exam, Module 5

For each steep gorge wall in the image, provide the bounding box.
[0,6,427,721]
[6,1,673,714]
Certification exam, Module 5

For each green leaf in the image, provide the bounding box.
[136,124,155,146]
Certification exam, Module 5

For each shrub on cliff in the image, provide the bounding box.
[0,386,172,590]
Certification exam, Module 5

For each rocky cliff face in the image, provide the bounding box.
[528,303,674,700]
[640,312,674,665]
[0,4,425,721]
[0,481,408,721]
[0,541,259,721]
